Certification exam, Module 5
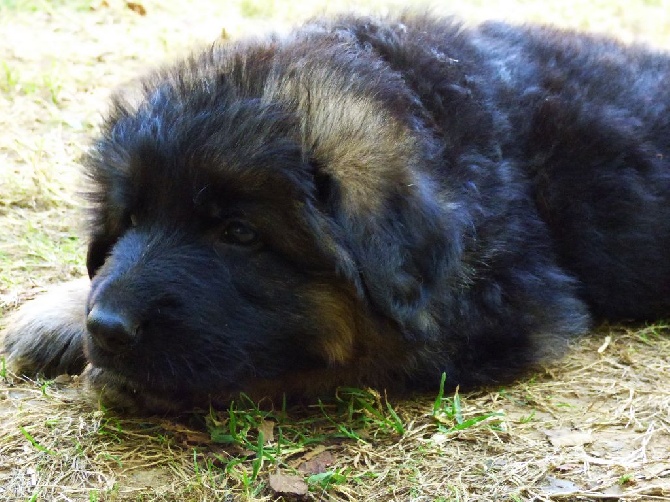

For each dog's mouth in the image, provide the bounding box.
[81,364,168,413]
[82,333,143,380]
[81,364,239,414]
[81,332,253,413]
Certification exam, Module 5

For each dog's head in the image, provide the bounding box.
[82,25,465,411]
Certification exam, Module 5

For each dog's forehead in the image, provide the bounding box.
[99,29,434,221]
[111,140,278,226]
[103,86,314,216]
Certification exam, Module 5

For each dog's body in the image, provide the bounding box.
[3,15,669,412]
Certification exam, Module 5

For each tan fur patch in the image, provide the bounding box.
[233,283,415,403]
[303,284,360,366]
[263,63,420,215]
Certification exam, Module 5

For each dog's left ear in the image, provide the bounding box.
[310,168,466,341]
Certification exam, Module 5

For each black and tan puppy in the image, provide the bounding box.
[3,15,669,412]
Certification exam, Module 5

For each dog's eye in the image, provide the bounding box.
[221,220,258,246]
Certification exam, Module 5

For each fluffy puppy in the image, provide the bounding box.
[3,15,669,412]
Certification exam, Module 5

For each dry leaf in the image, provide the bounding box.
[258,419,275,444]
[159,421,211,445]
[298,450,334,474]
[126,2,147,15]
[289,445,326,469]
[301,445,327,461]
[269,472,308,496]
[181,430,212,445]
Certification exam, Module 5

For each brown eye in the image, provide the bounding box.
[221,220,258,246]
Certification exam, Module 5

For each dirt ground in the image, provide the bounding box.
[1,1,669,501]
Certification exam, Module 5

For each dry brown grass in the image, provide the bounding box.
[1,1,669,500]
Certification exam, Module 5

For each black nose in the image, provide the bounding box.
[86,305,139,353]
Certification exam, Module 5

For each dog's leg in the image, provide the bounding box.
[2,278,89,377]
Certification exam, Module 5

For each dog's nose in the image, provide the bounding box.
[86,306,139,353]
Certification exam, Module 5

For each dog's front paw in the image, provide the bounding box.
[2,278,90,377]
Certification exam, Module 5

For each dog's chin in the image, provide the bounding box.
[80,364,233,414]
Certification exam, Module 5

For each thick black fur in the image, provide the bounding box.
[3,15,669,412]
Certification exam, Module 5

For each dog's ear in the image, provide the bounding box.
[267,55,470,339]
[310,169,466,341]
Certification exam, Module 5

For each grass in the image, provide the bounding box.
[1,0,670,500]
[2,329,669,499]
[19,426,57,455]
[195,388,410,495]
[0,0,95,11]
[238,0,277,19]
[0,60,63,103]
[432,375,504,434]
